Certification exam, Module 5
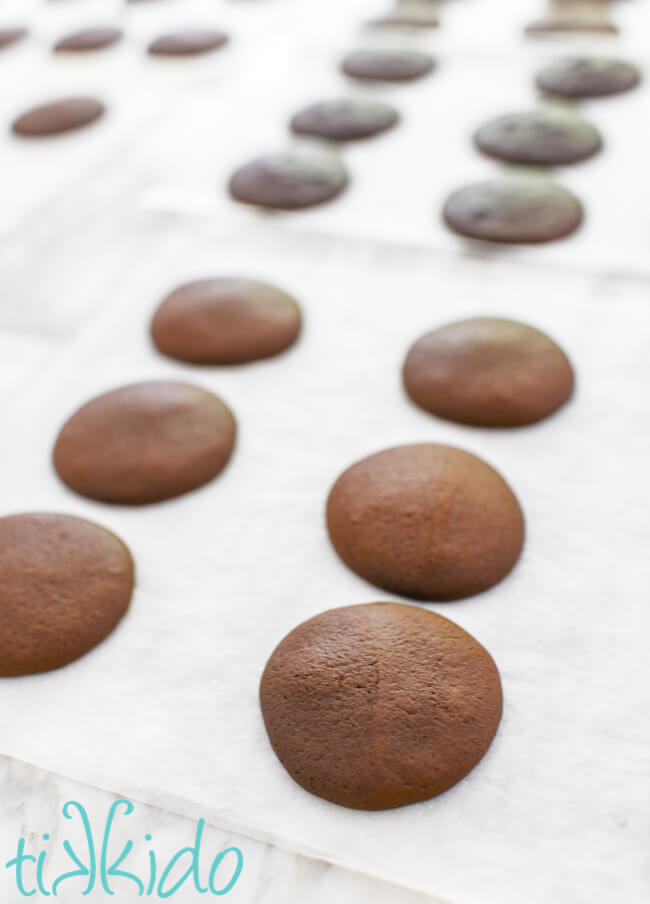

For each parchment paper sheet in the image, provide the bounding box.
[0,219,648,903]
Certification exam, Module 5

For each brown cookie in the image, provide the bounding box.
[536,57,641,98]
[53,381,236,504]
[403,317,575,427]
[290,99,399,141]
[12,97,105,137]
[341,48,434,82]
[326,444,524,601]
[0,513,134,677]
[260,602,503,809]
[0,28,28,50]
[54,27,123,52]
[474,110,602,166]
[148,30,228,57]
[229,151,348,210]
[442,179,583,244]
[151,278,302,365]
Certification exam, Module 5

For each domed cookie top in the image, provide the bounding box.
[148,30,228,56]
[290,98,399,141]
[442,179,583,244]
[341,48,434,82]
[327,444,524,601]
[12,97,105,137]
[54,27,123,52]
[0,513,134,676]
[0,28,28,50]
[229,151,348,210]
[151,278,302,364]
[53,380,236,504]
[260,602,503,809]
[474,110,602,166]
[403,317,575,427]
[536,57,641,98]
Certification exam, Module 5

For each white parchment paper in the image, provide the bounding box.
[0,219,648,904]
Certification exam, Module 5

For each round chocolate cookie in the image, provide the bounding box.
[341,48,434,82]
[151,278,301,365]
[367,11,440,28]
[536,57,641,98]
[474,109,602,165]
[53,381,236,504]
[229,151,348,210]
[54,27,123,52]
[290,99,399,141]
[0,513,134,677]
[0,28,27,50]
[326,443,524,601]
[403,317,574,427]
[12,97,105,137]
[442,179,583,244]
[148,30,228,57]
[260,602,503,809]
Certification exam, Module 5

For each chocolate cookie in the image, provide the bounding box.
[260,602,503,809]
[341,48,434,82]
[326,444,524,601]
[151,278,302,364]
[54,27,123,52]
[53,381,236,504]
[403,317,574,427]
[536,57,641,98]
[12,98,105,137]
[148,30,228,57]
[474,110,602,165]
[0,513,134,677]
[290,99,399,141]
[367,10,440,28]
[229,152,348,210]
[442,179,583,244]
[0,28,27,50]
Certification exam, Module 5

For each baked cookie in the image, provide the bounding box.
[442,179,583,244]
[403,317,574,427]
[290,99,399,141]
[54,27,123,52]
[341,48,434,82]
[474,110,602,165]
[53,381,236,504]
[148,30,228,56]
[260,602,503,809]
[229,151,348,210]
[326,444,524,600]
[0,513,134,676]
[151,278,302,364]
[536,57,641,98]
[0,28,27,50]
[12,98,105,137]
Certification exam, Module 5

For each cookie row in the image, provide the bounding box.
[0,25,230,56]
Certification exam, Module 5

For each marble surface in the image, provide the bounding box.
[0,755,433,904]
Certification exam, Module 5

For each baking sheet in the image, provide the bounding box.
[0,219,648,903]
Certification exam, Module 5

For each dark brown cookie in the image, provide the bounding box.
[403,317,575,427]
[290,99,399,141]
[151,278,302,365]
[229,151,348,210]
[12,97,105,137]
[53,381,236,504]
[326,444,524,601]
[0,28,28,50]
[442,179,583,244]
[367,10,439,28]
[536,57,641,98]
[474,110,602,165]
[148,30,228,57]
[260,602,503,809]
[341,48,434,82]
[0,513,134,677]
[54,27,123,52]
